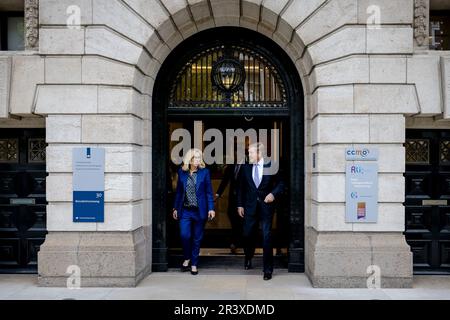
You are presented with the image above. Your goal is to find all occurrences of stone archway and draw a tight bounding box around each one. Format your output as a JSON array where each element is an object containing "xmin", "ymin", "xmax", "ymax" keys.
[
  {"xmin": 37, "ymin": 0, "xmax": 415, "ymax": 288},
  {"xmin": 150, "ymin": 26, "xmax": 305, "ymax": 273},
  {"xmin": 135, "ymin": 1, "xmax": 315, "ymax": 281}
]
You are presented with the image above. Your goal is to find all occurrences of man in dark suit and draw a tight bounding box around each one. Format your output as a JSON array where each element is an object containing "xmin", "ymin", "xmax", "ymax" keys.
[{"xmin": 237, "ymin": 142, "xmax": 284, "ymax": 280}]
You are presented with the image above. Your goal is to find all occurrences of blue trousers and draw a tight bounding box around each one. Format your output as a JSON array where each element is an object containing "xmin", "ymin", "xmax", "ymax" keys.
[{"xmin": 179, "ymin": 207, "xmax": 206, "ymax": 267}]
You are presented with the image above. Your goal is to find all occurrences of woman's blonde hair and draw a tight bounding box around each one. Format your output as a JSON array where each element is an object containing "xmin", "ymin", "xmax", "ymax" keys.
[{"xmin": 182, "ymin": 148, "xmax": 206, "ymax": 171}]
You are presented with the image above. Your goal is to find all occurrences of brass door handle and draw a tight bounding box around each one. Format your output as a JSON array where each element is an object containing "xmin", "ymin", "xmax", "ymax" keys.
[
  {"xmin": 422, "ymin": 199, "xmax": 448, "ymax": 206},
  {"xmin": 10, "ymin": 198, "xmax": 36, "ymax": 205}
]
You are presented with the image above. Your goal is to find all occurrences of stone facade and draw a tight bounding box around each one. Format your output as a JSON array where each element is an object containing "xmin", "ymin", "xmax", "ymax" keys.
[{"xmin": 1, "ymin": 0, "xmax": 449, "ymax": 288}]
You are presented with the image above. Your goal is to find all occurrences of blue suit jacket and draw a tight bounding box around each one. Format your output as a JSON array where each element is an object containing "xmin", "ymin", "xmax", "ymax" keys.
[{"xmin": 173, "ymin": 167, "xmax": 215, "ymax": 220}]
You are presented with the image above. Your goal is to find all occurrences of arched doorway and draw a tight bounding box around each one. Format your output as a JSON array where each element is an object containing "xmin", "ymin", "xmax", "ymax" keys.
[{"xmin": 152, "ymin": 27, "xmax": 304, "ymax": 272}]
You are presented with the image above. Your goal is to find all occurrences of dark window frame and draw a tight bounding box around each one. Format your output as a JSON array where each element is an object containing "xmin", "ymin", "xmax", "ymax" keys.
[
  {"xmin": 0, "ymin": 11, "xmax": 25, "ymax": 51},
  {"xmin": 430, "ymin": 10, "xmax": 450, "ymax": 51}
]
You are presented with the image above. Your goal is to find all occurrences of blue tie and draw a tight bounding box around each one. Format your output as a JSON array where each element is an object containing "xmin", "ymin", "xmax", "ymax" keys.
[{"xmin": 253, "ymin": 164, "xmax": 260, "ymax": 188}]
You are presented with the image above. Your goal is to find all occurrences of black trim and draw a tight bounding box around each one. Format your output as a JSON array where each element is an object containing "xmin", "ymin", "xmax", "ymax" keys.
[
  {"xmin": 152, "ymin": 27, "xmax": 304, "ymax": 272},
  {"xmin": 0, "ymin": 11, "xmax": 24, "ymax": 51}
]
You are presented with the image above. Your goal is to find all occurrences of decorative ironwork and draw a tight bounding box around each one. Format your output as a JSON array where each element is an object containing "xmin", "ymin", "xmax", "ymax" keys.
[
  {"xmin": 405, "ymin": 139, "xmax": 430, "ymax": 164},
  {"xmin": 169, "ymin": 45, "xmax": 287, "ymax": 109},
  {"xmin": 440, "ymin": 140, "xmax": 450, "ymax": 164},
  {"xmin": 0, "ymin": 139, "xmax": 18, "ymax": 163},
  {"xmin": 28, "ymin": 138, "xmax": 46, "ymax": 163}
]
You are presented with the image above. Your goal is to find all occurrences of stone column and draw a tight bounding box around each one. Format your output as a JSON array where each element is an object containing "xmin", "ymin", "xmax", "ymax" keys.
[
  {"xmin": 33, "ymin": 0, "xmax": 159, "ymax": 288},
  {"xmin": 305, "ymin": 83, "xmax": 416, "ymax": 288},
  {"xmin": 34, "ymin": 58, "xmax": 153, "ymax": 287},
  {"xmin": 35, "ymin": 91, "xmax": 152, "ymax": 286},
  {"xmin": 298, "ymin": 1, "xmax": 419, "ymax": 288}
]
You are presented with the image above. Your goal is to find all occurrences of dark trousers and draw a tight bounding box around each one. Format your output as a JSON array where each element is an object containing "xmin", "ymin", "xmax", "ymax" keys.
[
  {"xmin": 242, "ymin": 201, "xmax": 274, "ymax": 273},
  {"xmin": 179, "ymin": 207, "xmax": 206, "ymax": 267},
  {"xmin": 227, "ymin": 197, "xmax": 242, "ymax": 247}
]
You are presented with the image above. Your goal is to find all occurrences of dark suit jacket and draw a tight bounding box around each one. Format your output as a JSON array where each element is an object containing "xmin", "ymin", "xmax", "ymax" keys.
[
  {"xmin": 173, "ymin": 167, "xmax": 215, "ymax": 220},
  {"xmin": 236, "ymin": 160, "xmax": 284, "ymax": 216}
]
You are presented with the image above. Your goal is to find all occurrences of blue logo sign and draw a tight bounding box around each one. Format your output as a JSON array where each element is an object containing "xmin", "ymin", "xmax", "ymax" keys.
[
  {"xmin": 73, "ymin": 148, "xmax": 105, "ymax": 223},
  {"xmin": 73, "ymin": 191, "xmax": 104, "ymax": 222}
]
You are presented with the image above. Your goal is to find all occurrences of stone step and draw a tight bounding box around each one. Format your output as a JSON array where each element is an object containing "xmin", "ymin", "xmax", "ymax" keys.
[{"xmin": 169, "ymin": 254, "xmax": 288, "ymax": 269}]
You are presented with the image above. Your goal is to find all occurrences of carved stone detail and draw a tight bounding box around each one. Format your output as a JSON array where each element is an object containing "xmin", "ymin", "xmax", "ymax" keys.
[
  {"xmin": 25, "ymin": 0, "xmax": 39, "ymax": 51},
  {"xmin": 414, "ymin": 0, "xmax": 430, "ymax": 48}
]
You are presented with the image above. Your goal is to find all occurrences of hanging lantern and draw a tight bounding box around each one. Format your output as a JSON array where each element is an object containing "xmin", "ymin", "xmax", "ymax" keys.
[{"xmin": 211, "ymin": 56, "xmax": 246, "ymax": 93}]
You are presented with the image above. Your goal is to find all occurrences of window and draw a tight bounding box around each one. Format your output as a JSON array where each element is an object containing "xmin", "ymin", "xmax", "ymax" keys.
[
  {"xmin": 28, "ymin": 138, "xmax": 46, "ymax": 163},
  {"xmin": 430, "ymin": 10, "xmax": 450, "ymax": 50},
  {"xmin": 169, "ymin": 45, "xmax": 287, "ymax": 110},
  {"xmin": 0, "ymin": 11, "xmax": 24, "ymax": 51},
  {"xmin": 440, "ymin": 140, "xmax": 450, "ymax": 164},
  {"xmin": 405, "ymin": 139, "xmax": 430, "ymax": 165},
  {"xmin": 429, "ymin": 0, "xmax": 450, "ymax": 50},
  {"xmin": 0, "ymin": 138, "xmax": 19, "ymax": 163}
]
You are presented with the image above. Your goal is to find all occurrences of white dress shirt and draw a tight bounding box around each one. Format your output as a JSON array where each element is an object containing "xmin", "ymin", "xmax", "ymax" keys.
[{"xmin": 252, "ymin": 157, "xmax": 265, "ymax": 187}]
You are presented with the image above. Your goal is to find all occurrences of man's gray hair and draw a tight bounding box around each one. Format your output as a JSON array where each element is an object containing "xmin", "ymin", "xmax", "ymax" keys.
[{"xmin": 248, "ymin": 142, "xmax": 265, "ymax": 156}]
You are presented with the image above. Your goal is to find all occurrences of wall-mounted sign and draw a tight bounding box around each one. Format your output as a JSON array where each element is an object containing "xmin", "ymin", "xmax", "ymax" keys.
[
  {"xmin": 345, "ymin": 163, "xmax": 378, "ymax": 223},
  {"xmin": 345, "ymin": 147, "xmax": 378, "ymax": 161},
  {"xmin": 345, "ymin": 146, "xmax": 379, "ymax": 223},
  {"xmin": 73, "ymin": 147, "xmax": 105, "ymax": 223}
]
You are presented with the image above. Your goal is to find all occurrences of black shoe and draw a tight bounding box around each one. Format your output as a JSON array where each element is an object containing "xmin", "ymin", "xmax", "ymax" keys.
[
  {"xmin": 263, "ymin": 273, "xmax": 272, "ymax": 281},
  {"xmin": 181, "ymin": 265, "xmax": 190, "ymax": 272},
  {"xmin": 191, "ymin": 267, "xmax": 198, "ymax": 275},
  {"xmin": 180, "ymin": 261, "xmax": 190, "ymax": 272},
  {"xmin": 244, "ymin": 259, "xmax": 252, "ymax": 270}
]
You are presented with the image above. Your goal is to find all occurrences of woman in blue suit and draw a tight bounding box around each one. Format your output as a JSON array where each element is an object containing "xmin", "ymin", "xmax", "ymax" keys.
[{"xmin": 172, "ymin": 148, "xmax": 215, "ymax": 275}]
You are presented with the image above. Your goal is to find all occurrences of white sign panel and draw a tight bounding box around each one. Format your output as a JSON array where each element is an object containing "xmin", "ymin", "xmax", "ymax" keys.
[
  {"xmin": 73, "ymin": 147, "xmax": 105, "ymax": 223},
  {"xmin": 345, "ymin": 163, "xmax": 378, "ymax": 223}
]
